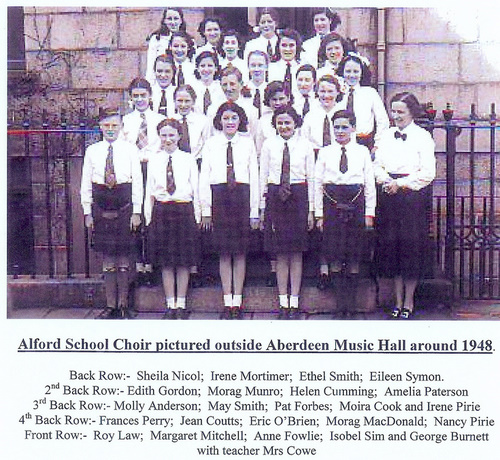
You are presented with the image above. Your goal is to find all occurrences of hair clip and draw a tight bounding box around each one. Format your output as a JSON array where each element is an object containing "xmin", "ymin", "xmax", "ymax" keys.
[{"xmin": 348, "ymin": 51, "xmax": 370, "ymax": 67}]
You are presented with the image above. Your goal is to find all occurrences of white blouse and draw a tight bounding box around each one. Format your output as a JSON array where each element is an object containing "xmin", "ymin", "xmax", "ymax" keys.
[
  {"xmin": 144, "ymin": 148, "xmax": 200, "ymax": 225},
  {"xmin": 374, "ymin": 122, "xmax": 436, "ymax": 191},
  {"xmin": 336, "ymin": 84, "xmax": 390, "ymax": 146},
  {"xmin": 259, "ymin": 133, "xmax": 315, "ymax": 212},
  {"xmin": 172, "ymin": 111, "xmax": 212, "ymax": 161},
  {"xmin": 199, "ymin": 131, "xmax": 259, "ymax": 219}
]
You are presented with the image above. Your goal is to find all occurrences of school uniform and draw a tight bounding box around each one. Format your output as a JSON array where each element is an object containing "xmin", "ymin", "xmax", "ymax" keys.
[
  {"xmin": 268, "ymin": 59, "xmax": 301, "ymax": 99},
  {"xmin": 151, "ymin": 81, "xmax": 176, "ymax": 118},
  {"xmin": 173, "ymin": 59, "xmax": 196, "ymax": 87},
  {"xmin": 244, "ymin": 35, "xmax": 279, "ymax": 63},
  {"xmin": 199, "ymin": 131, "xmax": 259, "ymax": 254},
  {"xmin": 374, "ymin": 122, "xmax": 436, "ymax": 278},
  {"xmin": 255, "ymin": 112, "xmax": 277, "ymax": 158},
  {"xmin": 260, "ymin": 133, "xmax": 315, "ymax": 253},
  {"xmin": 172, "ymin": 111, "xmax": 211, "ymax": 162},
  {"xmin": 301, "ymin": 105, "xmax": 340, "ymax": 149},
  {"xmin": 145, "ymin": 148, "xmax": 200, "ymax": 268},
  {"xmin": 121, "ymin": 108, "xmax": 166, "ymax": 163},
  {"xmin": 301, "ymin": 34, "xmax": 322, "ymax": 68},
  {"xmin": 315, "ymin": 140, "xmax": 376, "ymax": 264},
  {"xmin": 245, "ymin": 80, "xmax": 270, "ymax": 119},
  {"xmin": 81, "ymin": 138, "xmax": 143, "ymax": 256},
  {"xmin": 293, "ymin": 93, "xmax": 320, "ymax": 121},
  {"xmin": 146, "ymin": 34, "xmax": 172, "ymax": 83},
  {"xmin": 191, "ymin": 79, "xmax": 225, "ymax": 117},
  {"xmin": 336, "ymin": 84, "xmax": 390, "ymax": 151}
]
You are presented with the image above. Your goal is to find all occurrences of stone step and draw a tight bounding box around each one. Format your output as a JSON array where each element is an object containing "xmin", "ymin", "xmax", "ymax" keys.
[{"xmin": 8, "ymin": 275, "xmax": 453, "ymax": 313}]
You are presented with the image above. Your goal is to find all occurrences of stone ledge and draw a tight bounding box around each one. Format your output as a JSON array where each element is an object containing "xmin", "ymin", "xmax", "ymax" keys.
[{"xmin": 8, "ymin": 276, "xmax": 452, "ymax": 313}]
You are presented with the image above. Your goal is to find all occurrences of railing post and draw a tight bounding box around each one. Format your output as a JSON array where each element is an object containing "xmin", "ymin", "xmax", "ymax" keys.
[
  {"xmin": 80, "ymin": 109, "xmax": 91, "ymax": 278},
  {"xmin": 443, "ymin": 103, "xmax": 456, "ymax": 282},
  {"xmin": 61, "ymin": 109, "xmax": 74, "ymax": 278},
  {"xmin": 42, "ymin": 109, "xmax": 55, "ymax": 278}
]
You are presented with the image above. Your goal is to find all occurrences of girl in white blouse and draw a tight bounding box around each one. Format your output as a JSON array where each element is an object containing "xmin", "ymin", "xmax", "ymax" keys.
[
  {"xmin": 336, "ymin": 53, "xmax": 390, "ymax": 156},
  {"xmin": 199, "ymin": 102, "xmax": 260, "ymax": 318},
  {"xmin": 145, "ymin": 119, "xmax": 201, "ymax": 319},
  {"xmin": 260, "ymin": 106, "xmax": 315, "ymax": 317},
  {"xmin": 145, "ymin": 8, "xmax": 185, "ymax": 83},
  {"xmin": 374, "ymin": 92, "xmax": 436, "ymax": 319}
]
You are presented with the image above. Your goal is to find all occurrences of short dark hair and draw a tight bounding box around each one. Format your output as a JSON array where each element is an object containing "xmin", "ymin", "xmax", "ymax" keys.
[
  {"xmin": 168, "ymin": 31, "xmax": 195, "ymax": 60},
  {"xmin": 390, "ymin": 92, "xmax": 423, "ymax": 119},
  {"xmin": 174, "ymin": 84, "xmax": 197, "ymax": 102},
  {"xmin": 220, "ymin": 65, "xmax": 244, "ymax": 83},
  {"xmin": 128, "ymin": 77, "xmax": 152, "ymax": 95},
  {"xmin": 317, "ymin": 32, "xmax": 351, "ymax": 68},
  {"xmin": 263, "ymin": 81, "xmax": 289, "ymax": 107},
  {"xmin": 197, "ymin": 17, "xmax": 224, "ymax": 42},
  {"xmin": 98, "ymin": 106, "xmax": 122, "ymax": 122},
  {"xmin": 194, "ymin": 51, "xmax": 221, "ymax": 80},
  {"xmin": 311, "ymin": 7, "xmax": 341, "ymax": 31},
  {"xmin": 278, "ymin": 28, "xmax": 302, "ymax": 60},
  {"xmin": 315, "ymin": 74, "xmax": 344, "ymax": 102},
  {"xmin": 257, "ymin": 7, "xmax": 279, "ymax": 24},
  {"xmin": 213, "ymin": 101, "xmax": 249, "ymax": 132},
  {"xmin": 332, "ymin": 109, "xmax": 356, "ymax": 127},
  {"xmin": 156, "ymin": 118, "xmax": 183, "ymax": 136},
  {"xmin": 271, "ymin": 105, "xmax": 302, "ymax": 129},
  {"xmin": 154, "ymin": 53, "xmax": 177, "ymax": 79},
  {"xmin": 337, "ymin": 54, "xmax": 372, "ymax": 86},
  {"xmin": 296, "ymin": 64, "xmax": 317, "ymax": 81}
]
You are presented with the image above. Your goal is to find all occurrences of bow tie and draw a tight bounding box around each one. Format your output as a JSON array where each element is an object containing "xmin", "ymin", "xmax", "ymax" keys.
[{"xmin": 394, "ymin": 131, "xmax": 407, "ymax": 141}]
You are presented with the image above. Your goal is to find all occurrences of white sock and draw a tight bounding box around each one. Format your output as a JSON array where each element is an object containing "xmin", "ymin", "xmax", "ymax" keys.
[
  {"xmin": 176, "ymin": 297, "xmax": 186, "ymax": 310},
  {"xmin": 166, "ymin": 297, "xmax": 176, "ymax": 310},
  {"xmin": 144, "ymin": 263, "xmax": 153, "ymax": 273},
  {"xmin": 233, "ymin": 295, "xmax": 242, "ymax": 307},
  {"xmin": 136, "ymin": 262, "xmax": 145, "ymax": 273},
  {"xmin": 279, "ymin": 294, "xmax": 289, "ymax": 308},
  {"xmin": 290, "ymin": 295, "xmax": 299, "ymax": 309},
  {"xmin": 320, "ymin": 264, "xmax": 329, "ymax": 275},
  {"xmin": 223, "ymin": 294, "xmax": 233, "ymax": 307}
]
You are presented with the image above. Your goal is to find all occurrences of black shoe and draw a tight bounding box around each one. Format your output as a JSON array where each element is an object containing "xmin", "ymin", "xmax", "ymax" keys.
[
  {"xmin": 288, "ymin": 308, "xmax": 300, "ymax": 319},
  {"xmin": 121, "ymin": 307, "xmax": 137, "ymax": 319},
  {"xmin": 178, "ymin": 309, "xmax": 190, "ymax": 320},
  {"xmin": 391, "ymin": 307, "xmax": 402, "ymax": 318},
  {"xmin": 400, "ymin": 308, "xmax": 412, "ymax": 319},
  {"xmin": 99, "ymin": 307, "xmax": 121, "ymax": 319},
  {"xmin": 266, "ymin": 272, "xmax": 277, "ymax": 287},
  {"xmin": 222, "ymin": 307, "xmax": 232, "ymax": 320},
  {"xmin": 230, "ymin": 307, "xmax": 243, "ymax": 319},
  {"xmin": 317, "ymin": 273, "xmax": 330, "ymax": 290}
]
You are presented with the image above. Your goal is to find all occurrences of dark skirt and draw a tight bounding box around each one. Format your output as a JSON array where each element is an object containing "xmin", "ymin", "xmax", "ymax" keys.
[
  {"xmin": 211, "ymin": 183, "xmax": 250, "ymax": 255},
  {"xmin": 375, "ymin": 182, "xmax": 433, "ymax": 278},
  {"xmin": 148, "ymin": 201, "xmax": 200, "ymax": 267},
  {"xmin": 321, "ymin": 184, "xmax": 367, "ymax": 263},
  {"xmin": 264, "ymin": 183, "xmax": 309, "ymax": 254},
  {"xmin": 92, "ymin": 183, "xmax": 135, "ymax": 257}
]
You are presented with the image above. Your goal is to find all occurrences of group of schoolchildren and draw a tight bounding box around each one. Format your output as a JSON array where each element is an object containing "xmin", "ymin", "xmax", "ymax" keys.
[{"xmin": 80, "ymin": 7, "xmax": 436, "ymax": 320}]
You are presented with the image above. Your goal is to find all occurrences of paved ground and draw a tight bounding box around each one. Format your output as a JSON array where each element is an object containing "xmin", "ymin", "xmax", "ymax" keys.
[{"xmin": 8, "ymin": 300, "xmax": 500, "ymax": 320}]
